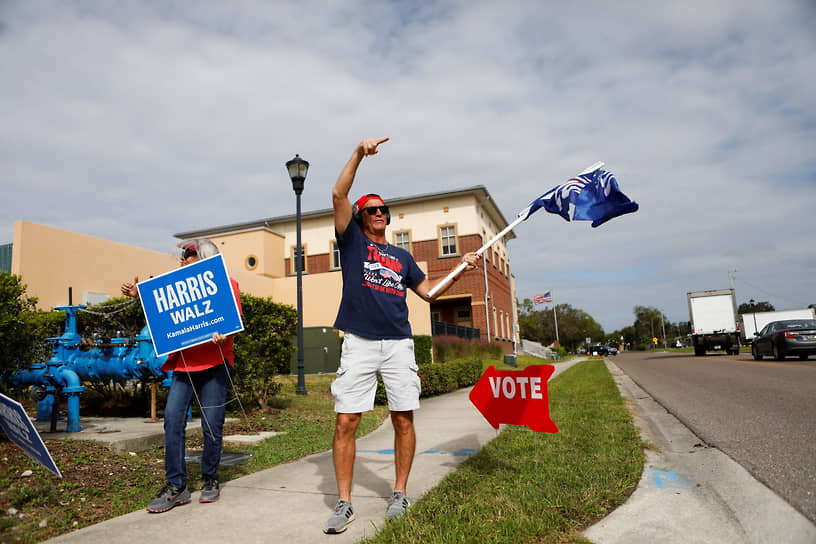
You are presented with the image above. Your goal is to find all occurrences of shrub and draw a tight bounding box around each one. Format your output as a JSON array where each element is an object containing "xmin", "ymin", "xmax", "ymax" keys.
[
  {"xmin": 21, "ymin": 309, "xmax": 64, "ymax": 365},
  {"xmin": 413, "ymin": 335, "xmax": 432, "ymax": 364},
  {"xmin": 0, "ymin": 273, "xmax": 39, "ymax": 383},
  {"xmin": 233, "ymin": 293, "xmax": 298, "ymax": 412},
  {"xmin": 374, "ymin": 359, "xmax": 483, "ymax": 405},
  {"xmin": 76, "ymin": 296, "xmax": 146, "ymax": 340},
  {"xmin": 432, "ymin": 335, "xmax": 502, "ymax": 362}
]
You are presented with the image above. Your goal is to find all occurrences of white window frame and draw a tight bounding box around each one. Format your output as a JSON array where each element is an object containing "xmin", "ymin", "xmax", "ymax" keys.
[
  {"xmin": 439, "ymin": 224, "xmax": 458, "ymax": 256},
  {"xmin": 331, "ymin": 241, "xmax": 341, "ymax": 270},
  {"xmin": 393, "ymin": 230, "xmax": 412, "ymax": 253}
]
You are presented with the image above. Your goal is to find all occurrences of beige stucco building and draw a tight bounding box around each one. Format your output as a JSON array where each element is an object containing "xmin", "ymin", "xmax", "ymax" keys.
[
  {"xmin": 9, "ymin": 220, "xmax": 177, "ymax": 307},
  {"xmin": 6, "ymin": 186, "xmax": 520, "ymax": 352}
]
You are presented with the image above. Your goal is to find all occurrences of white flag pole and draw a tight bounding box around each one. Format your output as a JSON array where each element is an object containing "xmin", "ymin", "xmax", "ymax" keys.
[
  {"xmin": 426, "ymin": 162, "xmax": 604, "ymax": 300},
  {"xmin": 427, "ymin": 214, "xmax": 525, "ymax": 299}
]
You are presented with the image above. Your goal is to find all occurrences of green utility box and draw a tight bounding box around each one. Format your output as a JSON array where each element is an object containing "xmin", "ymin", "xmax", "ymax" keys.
[
  {"xmin": 503, "ymin": 354, "xmax": 517, "ymax": 367},
  {"xmin": 289, "ymin": 327, "xmax": 342, "ymax": 374}
]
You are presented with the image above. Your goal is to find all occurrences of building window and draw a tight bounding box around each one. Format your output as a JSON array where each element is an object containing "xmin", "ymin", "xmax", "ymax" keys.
[
  {"xmin": 245, "ymin": 255, "xmax": 258, "ymax": 271},
  {"xmin": 439, "ymin": 225, "xmax": 458, "ymax": 256},
  {"xmin": 290, "ymin": 244, "xmax": 307, "ymax": 275},
  {"xmin": 493, "ymin": 307, "xmax": 499, "ymax": 340},
  {"xmin": 431, "ymin": 311, "xmax": 441, "ymax": 322},
  {"xmin": 331, "ymin": 241, "xmax": 341, "ymax": 270},
  {"xmin": 393, "ymin": 230, "xmax": 411, "ymax": 253}
]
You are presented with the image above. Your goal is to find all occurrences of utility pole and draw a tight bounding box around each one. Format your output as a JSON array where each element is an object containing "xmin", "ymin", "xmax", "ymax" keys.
[{"xmin": 661, "ymin": 313, "xmax": 667, "ymax": 351}]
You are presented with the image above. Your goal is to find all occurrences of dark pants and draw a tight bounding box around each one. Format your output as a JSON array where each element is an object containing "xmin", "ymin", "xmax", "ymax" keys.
[{"xmin": 163, "ymin": 363, "xmax": 233, "ymax": 487}]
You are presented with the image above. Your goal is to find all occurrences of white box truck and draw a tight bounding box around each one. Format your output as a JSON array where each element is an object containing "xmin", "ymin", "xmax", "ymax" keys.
[
  {"xmin": 687, "ymin": 289, "xmax": 741, "ymax": 356},
  {"xmin": 740, "ymin": 308, "xmax": 816, "ymax": 343}
]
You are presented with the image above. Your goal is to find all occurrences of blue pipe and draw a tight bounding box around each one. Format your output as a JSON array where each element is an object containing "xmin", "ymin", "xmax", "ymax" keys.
[
  {"xmin": 54, "ymin": 367, "xmax": 83, "ymax": 432},
  {"xmin": 11, "ymin": 304, "xmax": 169, "ymax": 432}
]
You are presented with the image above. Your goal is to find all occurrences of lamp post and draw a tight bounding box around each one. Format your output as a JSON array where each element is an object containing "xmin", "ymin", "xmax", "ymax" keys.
[{"xmin": 286, "ymin": 154, "xmax": 309, "ymax": 395}]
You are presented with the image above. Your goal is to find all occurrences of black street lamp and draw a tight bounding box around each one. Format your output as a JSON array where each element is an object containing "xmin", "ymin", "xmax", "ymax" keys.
[{"xmin": 286, "ymin": 154, "xmax": 309, "ymax": 395}]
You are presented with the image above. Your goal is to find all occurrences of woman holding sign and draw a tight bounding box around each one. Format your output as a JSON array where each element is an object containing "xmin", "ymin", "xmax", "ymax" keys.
[{"xmin": 121, "ymin": 238, "xmax": 242, "ymax": 513}]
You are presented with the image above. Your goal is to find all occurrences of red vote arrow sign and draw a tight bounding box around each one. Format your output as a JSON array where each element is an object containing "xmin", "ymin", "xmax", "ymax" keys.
[{"xmin": 469, "ymin": 365, "xmax": 558, "ymax": 433}]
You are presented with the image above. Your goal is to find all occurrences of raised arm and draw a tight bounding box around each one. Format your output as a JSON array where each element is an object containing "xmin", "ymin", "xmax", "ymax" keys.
[{"xmin": 332, "ymin": 137, "xmax": 389, "ymax": 236}]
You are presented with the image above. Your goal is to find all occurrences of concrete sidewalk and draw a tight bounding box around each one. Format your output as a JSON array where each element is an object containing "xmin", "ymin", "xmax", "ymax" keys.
[
  {"xmin": 45, "ymin": 362, "xmax": 579, "ymax": 543},
  {"xmin": 42, "ymin": 359, "xmax": 816, "ymax": 543}
]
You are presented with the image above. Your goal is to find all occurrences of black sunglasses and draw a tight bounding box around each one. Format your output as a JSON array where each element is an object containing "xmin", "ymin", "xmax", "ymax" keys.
[
  {"xmin": 362, "ymin": 205, "xmax": 389, "ymax": 216},
  {"xmin": 182, "ymin": 248, "xmax": 198, "ymax": 259}
]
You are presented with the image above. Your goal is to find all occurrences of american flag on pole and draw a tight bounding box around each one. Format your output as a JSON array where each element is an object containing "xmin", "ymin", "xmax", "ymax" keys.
[
  {"xmin": 518, "ymin": 163, "xmax": 638, "ymax": 228},
  {"xmin": 533, "ymin": 291, "xmax": 553, "ymax": 305}
]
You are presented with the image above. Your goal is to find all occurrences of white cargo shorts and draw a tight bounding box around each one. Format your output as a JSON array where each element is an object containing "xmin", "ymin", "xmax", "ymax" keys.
[{"xmin": 331, "ymin": 332, "xmax": 421, "ymax": 413}]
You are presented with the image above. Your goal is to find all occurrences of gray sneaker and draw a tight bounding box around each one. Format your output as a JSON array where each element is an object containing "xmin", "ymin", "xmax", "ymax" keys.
[
  {"xmin": 146, "ymin": 482, "xmax": 191, "ymax": 513},
  {"xmin": 385, "ymin": 490, "xmax": 410, "ymax": 520},
  {"xmin": 324, "ymin": 499, "xmax": 355, "ymax": 534},
  {"xmin": 199, "ymin": 477, "xmax": 219, "ymax": 503}
]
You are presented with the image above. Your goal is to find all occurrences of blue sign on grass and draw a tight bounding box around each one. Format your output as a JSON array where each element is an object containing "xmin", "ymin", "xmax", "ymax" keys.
[
  {"xmin": 137, "ymin": 254, "xmax": 243, "ymax": 357},
  {"xmin": 0, "ymin": 393, "xmax": 62, "ymax": 478}
]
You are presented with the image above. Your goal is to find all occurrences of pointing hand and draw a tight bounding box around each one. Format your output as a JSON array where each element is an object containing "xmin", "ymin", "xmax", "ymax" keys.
[{"xmin": 359, "ymin": 137, "xmax": 390, "ymax": 157}]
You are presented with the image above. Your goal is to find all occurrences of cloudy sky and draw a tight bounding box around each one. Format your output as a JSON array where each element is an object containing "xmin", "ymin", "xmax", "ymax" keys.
[{"xmin": 2, "ymin": 1, "xmax": 814, "ymax": 332}]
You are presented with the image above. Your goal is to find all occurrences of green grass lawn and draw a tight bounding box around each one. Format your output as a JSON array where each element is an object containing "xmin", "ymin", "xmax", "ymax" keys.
[
  {"xmin": 0, "ymin": 373, "xmax": 389, "ymax": 544},
  {"xmin": 362, "ymin": 358, "xmax": 644, "ymax": 543},
  {"xmin": 1, "ymin": 357, "xmax": 643, "ymax": 544}
]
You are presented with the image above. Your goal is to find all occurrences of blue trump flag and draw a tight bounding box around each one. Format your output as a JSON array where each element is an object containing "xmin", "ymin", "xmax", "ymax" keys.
[{"xmin": 520, "ymin": 164, "xmax": 638, "ymax": 227}]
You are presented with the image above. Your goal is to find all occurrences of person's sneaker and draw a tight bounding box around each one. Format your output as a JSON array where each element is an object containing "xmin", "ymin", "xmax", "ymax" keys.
[
  {"xmin": 324, "ymin": 499, "xmax": 355, "ymax": 534},
  {"xmin": 385, "ymin": 490, "xmax": 410, "ymax": 521},
  {"xmin": 146, "ymin": 482, "xmax": 191, "ymax": 513},
  {"xmin": 199, "ymin": 477, "xmax": 220, "ymax": 503}
]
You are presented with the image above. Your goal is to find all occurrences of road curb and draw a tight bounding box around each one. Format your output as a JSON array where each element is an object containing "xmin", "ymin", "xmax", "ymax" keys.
[{"xmin": 581, "ymin": 360, "xmax": 816, "ymax": 544}]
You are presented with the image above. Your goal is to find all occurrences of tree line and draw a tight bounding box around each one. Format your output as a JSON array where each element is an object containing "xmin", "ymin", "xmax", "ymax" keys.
[{"xmin": 518, "ymin": 297, "xmax": 816, "ymax": 352}]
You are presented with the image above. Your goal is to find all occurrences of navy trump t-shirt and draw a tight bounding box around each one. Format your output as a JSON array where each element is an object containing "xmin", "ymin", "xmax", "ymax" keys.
[{"xmin": 333, "ymin": 218, "xmax": 425, "ymax": 339}]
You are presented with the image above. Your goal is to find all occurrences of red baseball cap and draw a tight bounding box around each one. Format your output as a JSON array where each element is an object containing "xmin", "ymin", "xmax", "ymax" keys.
[{"xmin": 354, "ymin": 193, "xmax": 385, "ymax": 213}]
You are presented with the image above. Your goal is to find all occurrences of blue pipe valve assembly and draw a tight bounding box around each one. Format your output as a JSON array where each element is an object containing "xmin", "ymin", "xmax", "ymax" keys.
[{"xmin": 11, "ymin": 304, "xmax": 168, "ymax": 432}]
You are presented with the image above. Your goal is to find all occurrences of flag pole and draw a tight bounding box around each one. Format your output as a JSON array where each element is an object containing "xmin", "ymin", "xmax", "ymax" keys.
[
  {"xmin": 427, "ymin": 161, "xmax": 604, "ymax": 300},
  {"xmin": 427, "ymin": 214, "xmax": 526, "ymax": 299},
  {"xmin": 553, "ymin": 302, "xmax": 560, "ymax": 345}
]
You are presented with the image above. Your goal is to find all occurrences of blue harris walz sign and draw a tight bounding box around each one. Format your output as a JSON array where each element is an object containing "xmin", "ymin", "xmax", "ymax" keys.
[
  {"xmin": 137, "ymin": 254, "xmax": 243, "ymax": 357},
  {"xmin": 0, "ymin": 393, "xmax": 62, "ymax": 477}
]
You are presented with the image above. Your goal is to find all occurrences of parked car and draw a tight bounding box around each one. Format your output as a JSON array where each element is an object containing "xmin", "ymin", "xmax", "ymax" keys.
[
  {"xmin": 588, "ymin": 345, "xmax": 609, "ymax": 356},
  {"xmin": 608, "ymin": 347, "xmax": 618, "ymax": 355},
  {"xmin": 751, "ymin": 319, "xmax": 816, "ymax": 361}
]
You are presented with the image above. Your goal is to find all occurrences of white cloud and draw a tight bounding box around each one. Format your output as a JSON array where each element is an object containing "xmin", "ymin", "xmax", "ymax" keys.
[{"xmin": 2, "ymin": 0, "xmax": 814, "ymax": 331}]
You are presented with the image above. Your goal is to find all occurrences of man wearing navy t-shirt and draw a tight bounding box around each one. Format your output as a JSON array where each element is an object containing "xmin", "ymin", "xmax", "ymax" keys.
[{"xmin": 323, "ymin": 137, "xmax": 481, "ymax": 534}]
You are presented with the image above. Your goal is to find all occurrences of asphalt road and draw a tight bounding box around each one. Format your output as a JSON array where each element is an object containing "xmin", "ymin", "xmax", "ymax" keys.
[{"xmin": 611, "ymin": 350, "xmax": 816, "ymax": 524}]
